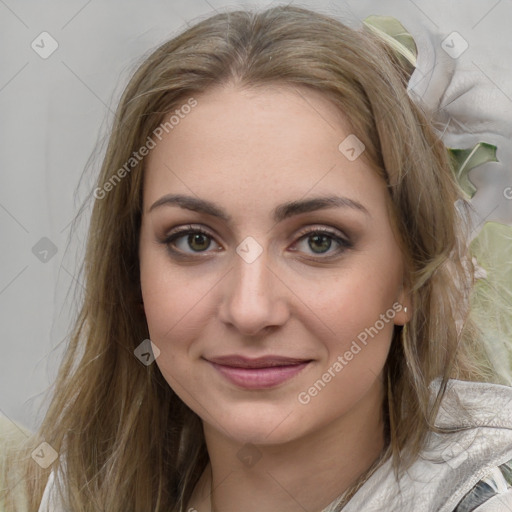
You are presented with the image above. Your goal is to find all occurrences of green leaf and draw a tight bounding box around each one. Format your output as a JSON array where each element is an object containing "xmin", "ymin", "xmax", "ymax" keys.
[
  {"xmin": 448, "ymin": 143, "xmax": 498, "ymax": 198},
  {"xmin": 471, "ymin": 222, "xmax": 512, "ymax": 283},
  {"xmin": 363, "ymin": 15, "xmax": 417, "ymax": 76},
  {"xmin": 469, "ymin": 222, "xmax": 512, "ymax": 377}
]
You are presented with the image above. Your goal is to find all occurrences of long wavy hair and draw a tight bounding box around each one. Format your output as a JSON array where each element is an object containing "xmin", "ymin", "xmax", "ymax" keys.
[{"xmin": 1, "ymin": 5, "xmax": 505, "ymax": 511}]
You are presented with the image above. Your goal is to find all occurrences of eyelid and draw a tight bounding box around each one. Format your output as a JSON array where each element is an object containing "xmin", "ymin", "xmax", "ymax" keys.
[
  {"xmin": 162, "ymin": 224, "xmax": 221, "ymax": 254},
  {"xmin": 290, "ymin": 226, "xmax": 353, "ymax": 260},
  {"xmin": 165, "ymin": 223, "xmax": 215, "ymax": 239},
  {"xmin": 294, "ymin": 224, "xmax": 350, "ymax": 243},
  {"xmin": 160, "ymin": 223, "xmax": 353, "ymax": 259}
]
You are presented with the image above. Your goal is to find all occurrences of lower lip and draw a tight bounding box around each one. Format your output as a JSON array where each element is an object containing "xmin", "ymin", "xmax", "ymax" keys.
[{"xmin": 209, "ymin": 361, "xmax": 310, "ymax": 389}]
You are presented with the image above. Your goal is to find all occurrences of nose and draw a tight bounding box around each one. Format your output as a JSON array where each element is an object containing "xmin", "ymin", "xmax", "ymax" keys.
[{"xmin": 217, "ymin": 246, "xmax": 290, "ymax": 337}]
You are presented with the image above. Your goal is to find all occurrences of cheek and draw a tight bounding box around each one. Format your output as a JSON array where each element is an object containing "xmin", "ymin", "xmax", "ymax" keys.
[
  {"xmin": 289, "ymin": 254, "xmax": 400, "ymax": 399},
  {"xmin": 291, "ymin": 277, "xmax": 396, "ymax": 431},
  {"xmin": 140, "ymin": 262, "xmax": 207, "ymax": 395},
  {"xmin": 139, "ymin": 251, "xmax": 223, "ymax": 389},
  {"xmin": 292, "ymin": 257, "xmax": 400, "ymax": 343},
  {"xmin": 140, "ymin": 241, "xmax": 207, "ymax": 331},
  {"xmin": 312, "ymin": 285, "xmax": 395, "ymax": 380},
  {"xmin": 142, "ymin": 274, "xmax": 206, "ymax": 348}
]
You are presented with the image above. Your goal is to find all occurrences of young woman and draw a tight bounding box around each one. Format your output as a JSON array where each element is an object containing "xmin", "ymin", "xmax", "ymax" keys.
[{"xmin": 2, "ymin": 5, "xmax": 511, "ymax": 512}]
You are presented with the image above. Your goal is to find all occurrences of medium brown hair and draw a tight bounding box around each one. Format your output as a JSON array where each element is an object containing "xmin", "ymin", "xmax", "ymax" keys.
[{"xmin": 1, "ymin": 5, "xmax": 500, "ymax": 511}]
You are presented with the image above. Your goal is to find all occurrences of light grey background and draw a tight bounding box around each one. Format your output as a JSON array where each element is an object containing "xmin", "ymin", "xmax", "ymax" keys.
[{"xmin": 1, "ymin": 0, "xmax": 511, "ymax": 432}]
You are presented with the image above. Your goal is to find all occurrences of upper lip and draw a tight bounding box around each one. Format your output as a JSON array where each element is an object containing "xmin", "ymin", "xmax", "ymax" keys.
[{"xmin": 206, "ymin": 355, "xmax": 312, "ymax": 368}]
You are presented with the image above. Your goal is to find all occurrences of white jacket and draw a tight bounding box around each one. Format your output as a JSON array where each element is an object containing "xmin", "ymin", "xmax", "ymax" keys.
[{"xmin": 38, "ymin": 379, "xmax": 512, "ymax": 512}]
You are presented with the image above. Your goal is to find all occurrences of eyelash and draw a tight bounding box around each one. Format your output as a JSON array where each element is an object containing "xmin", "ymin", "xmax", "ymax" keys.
[{"xmin": 161, "ymin": 224, "xmax": 353, "ymax": 260}]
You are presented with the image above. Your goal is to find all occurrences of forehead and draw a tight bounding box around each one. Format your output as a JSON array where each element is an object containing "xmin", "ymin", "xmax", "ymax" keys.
[{"xmin": 142, "ymin": 84, "xmax": 386, "ymax": 217}]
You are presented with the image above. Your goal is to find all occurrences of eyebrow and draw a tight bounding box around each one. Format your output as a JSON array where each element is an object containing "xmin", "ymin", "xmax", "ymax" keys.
[{"xmin": 148, "ymin": 193, "xmax": 371, "ymax": 222}]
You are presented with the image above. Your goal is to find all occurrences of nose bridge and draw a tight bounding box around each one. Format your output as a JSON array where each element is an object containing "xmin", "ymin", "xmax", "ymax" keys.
[
  {"xmin": 237, "ymin": 255, "xmax": 267, "ymax": 297},
  {"xmin": 218, "ymin": 238, "xmax": 288, "ymax": 335}
]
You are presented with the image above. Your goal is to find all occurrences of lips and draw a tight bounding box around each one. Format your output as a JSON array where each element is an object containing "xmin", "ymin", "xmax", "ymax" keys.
[
  {"xmin": 208, "ymin": 355, "xmax": 311, "ymax": 368},
  {"xmin": 206, "ymin": 355, "xmax": 312, "ymax": 389}
]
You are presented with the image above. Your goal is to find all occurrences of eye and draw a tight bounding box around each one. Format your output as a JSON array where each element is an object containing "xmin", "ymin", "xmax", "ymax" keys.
[
  {"xmin": 162, "ymin": 224, "xmax": 220, "ymax": 255},
  {"xmin": 291, "ymin": 226, "xmax": 353, "ymax": 259},
  {"xmin": 160, "ymin": 224, "xmax": 353, "ymax": 260}
]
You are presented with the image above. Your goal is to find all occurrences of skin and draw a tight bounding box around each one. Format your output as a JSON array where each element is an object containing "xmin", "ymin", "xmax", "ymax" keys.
[{"xmin": 138, "ymin": 83, "xmax": 411, "ymax": 512}]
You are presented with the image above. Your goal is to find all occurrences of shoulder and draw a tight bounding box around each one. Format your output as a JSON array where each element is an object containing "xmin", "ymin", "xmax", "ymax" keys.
[
  {"xmin": 452, "ymin": 458, "xmax": 512, "ymax": 512},
  {"xmin": 0, "ymin": 415, "xmax": 61, "ymax": 512},
  {"xmin": 343, "ymin": 379, "xmax": 512, "ymax": 512},
  {"xmin": 0, "ymin": 413, "xmax": 32, "ymax": 478},
  {"xmin": 432, "ymin": 380, "xmax": 512, "ymax": 512},
  {"xmin": 0, "ymin": 414, "xmax": 33, "ymax": 512},
  {"xmin": 0, "ymin": 413, "xmax": 32, "ymax": 447},
  {"xmin": 411, "ymin": 379, "xmax": 512, "ymax": 512},
  {"xmin": 37, "ymin": 469, "xmax": 60, "ymax": 512}
]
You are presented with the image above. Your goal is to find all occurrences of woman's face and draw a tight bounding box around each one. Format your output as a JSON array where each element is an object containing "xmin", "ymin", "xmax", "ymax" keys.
[{"xmin": 139, "ymin": 84, "xmax": 410, "ymax": 445}]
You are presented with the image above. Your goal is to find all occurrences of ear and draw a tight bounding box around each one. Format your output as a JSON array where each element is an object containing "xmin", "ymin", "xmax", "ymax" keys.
[{"xmin": 393, "ymin": 284, "xmax": 411, "ymax": 326}]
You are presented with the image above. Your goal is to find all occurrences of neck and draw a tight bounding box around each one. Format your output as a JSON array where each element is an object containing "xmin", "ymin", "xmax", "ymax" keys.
[{"xmin": 188, "ymin": 380, "xmax": 386, "ymax": 512}]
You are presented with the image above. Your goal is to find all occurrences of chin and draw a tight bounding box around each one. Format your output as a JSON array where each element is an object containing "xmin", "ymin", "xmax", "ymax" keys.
[{"xmin": 204, "ymin": 400, "xmax": 312, "ymax": 446}]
